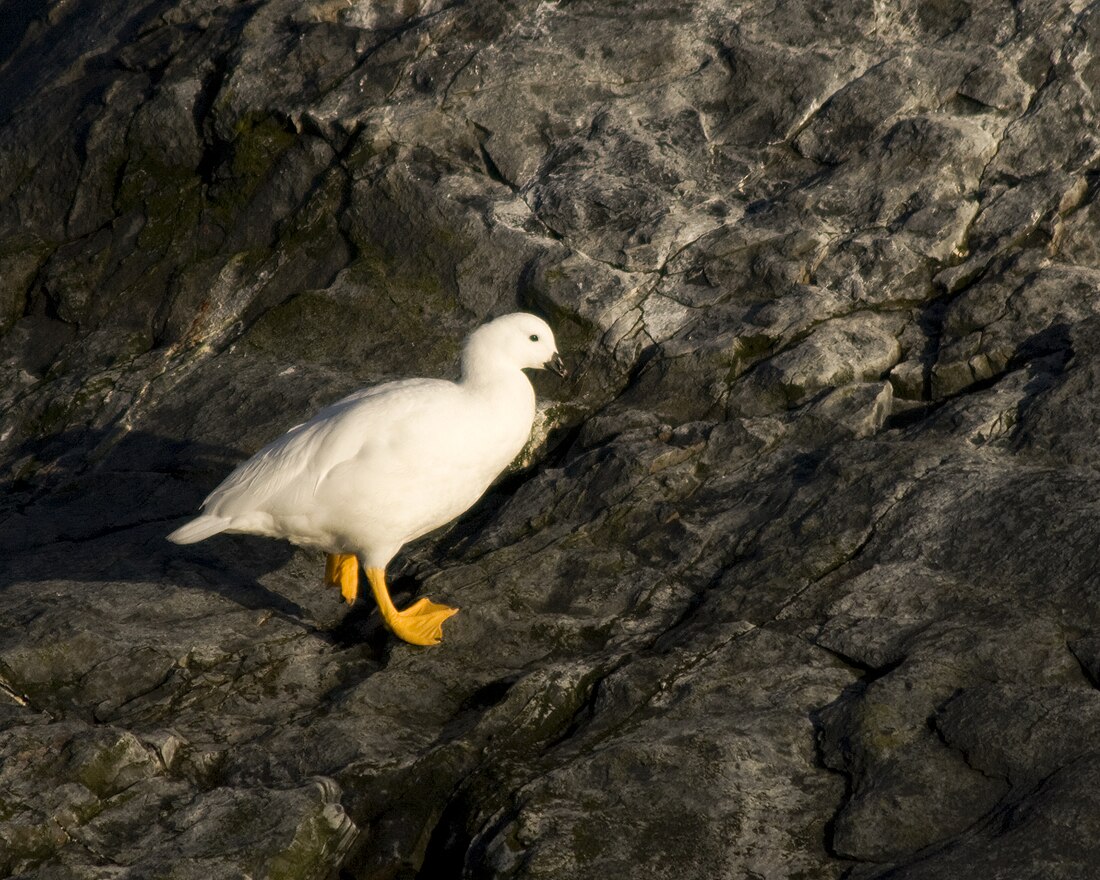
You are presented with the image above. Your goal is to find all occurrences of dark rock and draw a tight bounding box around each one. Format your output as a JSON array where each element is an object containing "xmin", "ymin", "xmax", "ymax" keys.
[{"xmin": 4, "ymin": 0, "xmax": 1100, "ymax": 876}]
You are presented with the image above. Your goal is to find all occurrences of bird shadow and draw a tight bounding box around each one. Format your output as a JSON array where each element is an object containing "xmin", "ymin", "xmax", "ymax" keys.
[
  {"xmin": 321, "ymin": 572, "xmax": 425, "ymax": 651},
  {"xmin": 0, "ymin": 427, "xmax": 348, "ymax": 636}
]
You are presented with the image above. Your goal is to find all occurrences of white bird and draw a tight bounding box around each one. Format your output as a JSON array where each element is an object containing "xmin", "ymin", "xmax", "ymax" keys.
[{"xmin": 168, "ymin": 312, "xmax": 567, "ymax": 646}]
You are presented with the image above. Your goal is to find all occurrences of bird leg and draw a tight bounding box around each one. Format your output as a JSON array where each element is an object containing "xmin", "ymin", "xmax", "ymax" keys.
[
  {"xmin": 325, "ymin": 553, "xmax": 359, "ymax": 604},
  {"xmin": 366, "ymin": 567, "xmax": 458, "ymax": 646}
]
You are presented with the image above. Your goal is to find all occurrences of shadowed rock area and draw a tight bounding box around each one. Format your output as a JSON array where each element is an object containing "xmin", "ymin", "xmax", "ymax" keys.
[{"xmin": 3, "ymin": 0, "xmax": 1100, "ymax": 877}]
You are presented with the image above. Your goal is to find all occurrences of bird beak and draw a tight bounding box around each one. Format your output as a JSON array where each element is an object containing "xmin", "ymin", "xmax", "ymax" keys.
[{"xmin": 546, "ymin": 352, "xmax": 568, "ymax": 378}]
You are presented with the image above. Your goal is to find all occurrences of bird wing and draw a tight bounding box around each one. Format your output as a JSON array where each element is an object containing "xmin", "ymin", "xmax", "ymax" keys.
[{"xmin": 202, "ymin": 378, "xmax": 453, "ymax": 518}]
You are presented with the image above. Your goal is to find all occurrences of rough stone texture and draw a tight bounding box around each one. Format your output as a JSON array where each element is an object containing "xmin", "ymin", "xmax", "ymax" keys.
[{"xmin": 3, "ymin": 0, "xmax": 1100, "ymax": 877}]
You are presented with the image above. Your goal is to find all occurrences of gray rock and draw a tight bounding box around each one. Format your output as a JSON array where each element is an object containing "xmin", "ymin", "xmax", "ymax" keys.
[{"xmin": 4, "ymin": 0, "xmax": 1100, "ymax": 877}]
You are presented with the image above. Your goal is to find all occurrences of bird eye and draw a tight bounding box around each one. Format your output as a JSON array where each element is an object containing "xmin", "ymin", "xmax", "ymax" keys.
[{"xmin": 529, "ymin": 334, "xmax": 539, "ymax": 342}]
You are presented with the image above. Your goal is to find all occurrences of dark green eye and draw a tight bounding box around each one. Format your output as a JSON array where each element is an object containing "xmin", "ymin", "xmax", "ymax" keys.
[{"xmin": 529, "ymin": 334, "xmax": 539, "ymax": 342}]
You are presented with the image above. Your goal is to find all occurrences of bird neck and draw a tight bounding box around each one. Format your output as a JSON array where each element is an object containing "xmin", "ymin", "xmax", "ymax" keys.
[
  {"xmin": 459, "ymin": 350, "xmax": 535, "ymax": 403},
  {"xmin": 461, "ymin": 344, "xmax": 515, "ymax": 386}
]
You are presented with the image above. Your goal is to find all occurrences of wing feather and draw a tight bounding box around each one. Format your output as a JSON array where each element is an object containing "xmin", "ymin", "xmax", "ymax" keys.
[{"xmin": 202, "ymin": 378, "xmax": 449, "ymax": 518}]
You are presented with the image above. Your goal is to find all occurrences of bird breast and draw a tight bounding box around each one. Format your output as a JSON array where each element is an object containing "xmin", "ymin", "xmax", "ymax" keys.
[{"xmin": 312, "ymin": 374, "xmax": 536, "ymax": 551}]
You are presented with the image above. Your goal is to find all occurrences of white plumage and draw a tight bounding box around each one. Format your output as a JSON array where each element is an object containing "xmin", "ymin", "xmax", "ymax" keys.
[{"xmin": 168, "ymin": 312, "xmax": 566, "ymax": 645}]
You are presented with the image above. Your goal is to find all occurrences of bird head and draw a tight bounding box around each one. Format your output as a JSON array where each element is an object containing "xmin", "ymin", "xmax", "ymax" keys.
[{"xmin": 463, "ymin": 313, "xmax": 568, "ymax": 380}]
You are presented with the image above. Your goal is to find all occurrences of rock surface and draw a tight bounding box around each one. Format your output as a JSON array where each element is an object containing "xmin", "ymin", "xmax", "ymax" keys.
[{"xmin": 3, "ymin": 0, "xmax": 1100, "ymax": 877}]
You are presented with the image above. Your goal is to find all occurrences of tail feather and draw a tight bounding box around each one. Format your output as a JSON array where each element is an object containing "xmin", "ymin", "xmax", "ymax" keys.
[{"xmin": 167, "ymin": 515, "xmax": 230, "ymax": 545}]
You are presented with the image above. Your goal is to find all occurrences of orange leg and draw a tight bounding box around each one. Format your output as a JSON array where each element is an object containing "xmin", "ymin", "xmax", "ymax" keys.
[
  {"xmin": 324, "ymin": 553, "xmax": 359, "ymax": 604},
  {"xmin": 366, "ymin": 567, "xmax": 458, "ymax": 646}
]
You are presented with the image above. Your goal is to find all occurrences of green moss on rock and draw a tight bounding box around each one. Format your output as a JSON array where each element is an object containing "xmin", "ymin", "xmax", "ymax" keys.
[
  {"xmin": 267, "ymin": 802, "xmax": 355, "ymax": 880},
  {"xmin": 69, "ymin": 733, "xmax": 158, "ymax": 799}
]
